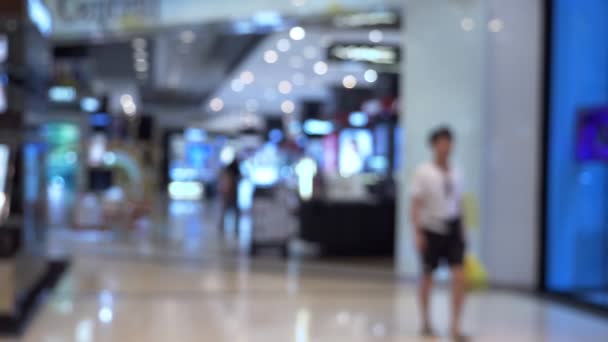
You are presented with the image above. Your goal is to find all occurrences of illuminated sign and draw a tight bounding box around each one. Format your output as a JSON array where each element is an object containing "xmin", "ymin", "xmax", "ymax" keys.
[
  {"xmin": 80, "ymin": 97, "xmax": 101, "ymax": 112},
  {"xmin": 51, "ymin": 0, "xmax": 158, "ymax": 23},
  {"xmin": 303, "ymin": 119, "xmax": 334, "ymax": 136},
  {"xmin": 327, "ymin": 43, "xmax": 400, "ymax": 65},
  {"xmin": 349, "ymin": 112, "xmax": 369, "ymax": 127},
  {"xmin": 49, "ymin": 86, "xmax": 77, "ymax": 103},
  {"xmin": 333, "ymin": 12, "xmax": 399, "ymax": 28}
]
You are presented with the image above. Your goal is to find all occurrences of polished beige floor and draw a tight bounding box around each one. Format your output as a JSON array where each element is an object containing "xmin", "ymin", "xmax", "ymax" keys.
[{"xmin": 13, "ymin": 202, "xmax": 608, "ymax": 341}]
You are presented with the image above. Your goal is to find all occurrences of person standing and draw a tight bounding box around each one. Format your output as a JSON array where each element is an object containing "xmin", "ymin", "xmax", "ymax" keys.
[
  {"xmin": 410, "ymin": 126, "xmax": 468, "ymax": 341},
  {"xmin": 218, "ymin": 160, "xmax": 241, "ymax": 234}
]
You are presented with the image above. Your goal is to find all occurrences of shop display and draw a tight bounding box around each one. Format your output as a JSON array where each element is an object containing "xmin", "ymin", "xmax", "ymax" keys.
[
  {"xmin": 242, "ymin": 142, "xmax": 283, "ymax": 188},
  {"xmin": 322, "ymin": 134, "xmax": 338, "ymax": 174},
  {"xmin": 42, "ymin": 122, "xmax": 80, "ymax": 192},
  {"xmin": 88, "ymin": 133, "xmax": 107, "ymax": 167},
  {"xmin": 546, "ymin": 0, "xmax": 608, "ymax": 310},
  {"xmin": 250, "ymin": 186, "xmax": 296, "ymax": 257},
  {"xmin": 339, "ymin": 128, "xmax": 373, "ymax": 177},
  {"xmin": 166, "ymin": 129, "xmax": 222, "ymax": 200}
]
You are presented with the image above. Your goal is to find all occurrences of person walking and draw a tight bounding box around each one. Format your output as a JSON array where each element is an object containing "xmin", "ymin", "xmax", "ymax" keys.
[{"xmin": 410, "ymin": 126, "xmax": 468, "ymax": 341}]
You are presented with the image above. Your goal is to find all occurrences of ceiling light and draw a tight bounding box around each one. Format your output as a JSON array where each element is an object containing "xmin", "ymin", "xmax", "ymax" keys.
[
  {"xmin": 364, "ymin": 69, "xmax": 378, "ymax": 83},
  {"xmin": 278, "ymin": 81, "xmax": 293, "ymax": 94},
  {"xmin": 488, "ymin": 18, "xmax": 504, "ymax": 33},
  {"xmin": 313, "ymin": 61, "xmax": 328, "ymax": 75},
  {"xmin": 123, "ymin": 103, "xmax": 137, "ymax": 116},
  {"xmin": 289, "ymin": 26, "xmax": 306, "ymax": 41},
  {"xmin": 277, "ymin": 38, "xmax": 291, "ymax": 52},
  {"xmin": 209, "ymin": 97, "xmax": 224, "ymax": 112},
  {"xmin": 368, "ymin": 29, "xmax": 384, "ymax": 43},
  {"xmin": 461, "ymin": 17, "xmax": 475, "ymax": 32},
  {"xmin": 240, "ymin": 71, "xmax": 255, "ymax": 85},
  {"xmin": 281, "ymin": 100, "xmax": 295, "ymax": 114},
  {"xmin": 264, "ymin": 50, "xmax": 279, "ymax": 64},
  {"xmin": 292, "ymin": 0, "xmax": 306, "ymax": 7},
  {"xmin": 342, "ymin": 75, "xmax": 357, "ymax": 89},
  {"xmin": 120, "ymin": 94, "xmax": 134, "ymax": 107}
]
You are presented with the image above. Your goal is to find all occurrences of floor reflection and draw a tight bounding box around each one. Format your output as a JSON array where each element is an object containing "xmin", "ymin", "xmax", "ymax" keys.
[{"xmin": 13, "ymin": 198, "xmax": 608, "ymax": 341}]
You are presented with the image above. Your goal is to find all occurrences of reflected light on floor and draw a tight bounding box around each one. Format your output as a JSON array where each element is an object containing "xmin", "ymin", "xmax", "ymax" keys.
[
  {"xmin": 98, "ymin": 307, "xmax": 113, "ymax": 324},
  {"xmin": 75, "ymin": 319, "xmax": 94, "ymax": 342},
  {"xmin": 295, "ymin": 308, "xmax": 311, "ymax": 342}
]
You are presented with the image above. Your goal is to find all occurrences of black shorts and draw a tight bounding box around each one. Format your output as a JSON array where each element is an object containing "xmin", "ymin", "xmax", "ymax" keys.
[{"xmin": 422, "ymin": 218, "xmax": 465, "ymax": 274}]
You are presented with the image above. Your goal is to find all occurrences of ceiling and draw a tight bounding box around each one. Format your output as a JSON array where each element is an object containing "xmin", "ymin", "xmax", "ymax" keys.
[
  {"xmin": 46, "ymin": 0, "xmax": 401, "ymax": 40},
  {"xmin": 208, "ymin": 26, "xmax": 401, "ymax": 118}
]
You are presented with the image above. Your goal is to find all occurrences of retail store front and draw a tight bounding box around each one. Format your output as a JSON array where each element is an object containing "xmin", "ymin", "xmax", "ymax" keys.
[{"xmin": 545, "ymin": 0, "xmax": 608, "ymax": 310}]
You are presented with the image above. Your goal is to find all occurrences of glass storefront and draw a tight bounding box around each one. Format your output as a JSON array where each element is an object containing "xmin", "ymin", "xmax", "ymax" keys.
[{"xmin": 546, "ymin": 0, "xmax": 608, "ymax": 309}]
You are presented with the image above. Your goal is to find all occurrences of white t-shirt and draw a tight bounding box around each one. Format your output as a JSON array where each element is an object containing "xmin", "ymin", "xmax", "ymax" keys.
[{"xmin": 410, "ymin": 162, "xmax": 463, "ymax": 235}]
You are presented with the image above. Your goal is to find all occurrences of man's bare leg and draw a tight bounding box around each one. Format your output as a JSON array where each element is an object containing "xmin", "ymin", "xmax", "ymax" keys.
[
  {"xmin": 450, "ymin": 265, "xmax": 466, "ymax": 338},
  {"xmin": 419, "ymin": 273, "xmax": 434, "ymax": 335}
]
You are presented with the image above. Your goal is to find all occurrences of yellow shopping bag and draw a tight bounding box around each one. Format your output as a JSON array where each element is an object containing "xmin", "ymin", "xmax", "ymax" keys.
[{"xmin": 464, "ymin": 254, "xmax": 488, "ymax": 291}]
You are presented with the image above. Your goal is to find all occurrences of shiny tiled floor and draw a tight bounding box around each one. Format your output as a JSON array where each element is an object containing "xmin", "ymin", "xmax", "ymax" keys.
[{"xmin": 14, "ymin": 201, "xmax": 608, "ymax": 341}]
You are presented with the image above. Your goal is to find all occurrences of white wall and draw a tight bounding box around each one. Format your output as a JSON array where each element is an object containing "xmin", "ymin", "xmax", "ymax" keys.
[
  {"xmin": 480, "ymin": 0, "xmax": 543, "ymax": 289},
  {"xmin": 399, "ymin": 0, "xmax": 543, "ymax": 289}
]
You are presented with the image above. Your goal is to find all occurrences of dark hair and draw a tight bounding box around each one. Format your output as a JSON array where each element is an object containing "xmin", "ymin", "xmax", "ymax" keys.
[{"xmin": 429, "ymin": 126, "xmax": 454, "ymax": 146}]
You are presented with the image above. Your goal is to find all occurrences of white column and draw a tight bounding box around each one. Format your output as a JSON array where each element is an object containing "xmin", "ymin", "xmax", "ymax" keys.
[
  {"xmin": 481, "ymin": 0, "xmax": 543, "ymax": 288},
  {"xmin": 398, "ymin": 0, "xmax": 485, "ymax": 277}
]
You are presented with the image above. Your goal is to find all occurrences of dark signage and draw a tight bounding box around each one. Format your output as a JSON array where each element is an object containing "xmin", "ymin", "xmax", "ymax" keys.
[{"xmin": 577, "ymin": 107, "xmax": 608, "ymax": 161}]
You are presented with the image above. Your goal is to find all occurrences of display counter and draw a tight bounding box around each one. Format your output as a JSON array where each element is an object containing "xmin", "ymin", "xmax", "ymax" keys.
[
  {"xmin": 299, "ymin": 198, "xmax": 395, "ymax": 257},
  {"xmin": 0, "ymin": 221, "xmax": 68, "ymax": 335}
]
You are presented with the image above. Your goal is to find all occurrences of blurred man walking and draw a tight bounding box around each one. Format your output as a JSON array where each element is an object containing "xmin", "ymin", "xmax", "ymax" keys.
[{"xmin": 410, "ymin": 126, "xmax": 468, "ymax": 341}]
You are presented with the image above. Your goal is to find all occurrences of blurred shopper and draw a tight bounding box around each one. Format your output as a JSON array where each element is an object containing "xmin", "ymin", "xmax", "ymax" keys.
[
  {"xmin": 219, "ymin": 160, "xmax": 241, "ymax": 234},
  {"xmin": 410, "ymin": 126, "xmax": 468, "ymax": 341}
]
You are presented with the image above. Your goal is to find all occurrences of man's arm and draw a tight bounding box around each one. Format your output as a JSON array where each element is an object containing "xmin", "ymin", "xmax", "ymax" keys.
[
  {"xmin": 411, "ymin": 196, "xmax": 423, "ymax": 233},
  {"xmin": 411, "ymin": 194, "xmax": 426, "ymax": 252},
  {"xmin": 460, "ymin": 197, "xmax": 467, "ymax": 240},
  {"xmin": 410, "ymin": 169, "xmax": 426, "ymax": 252}
]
